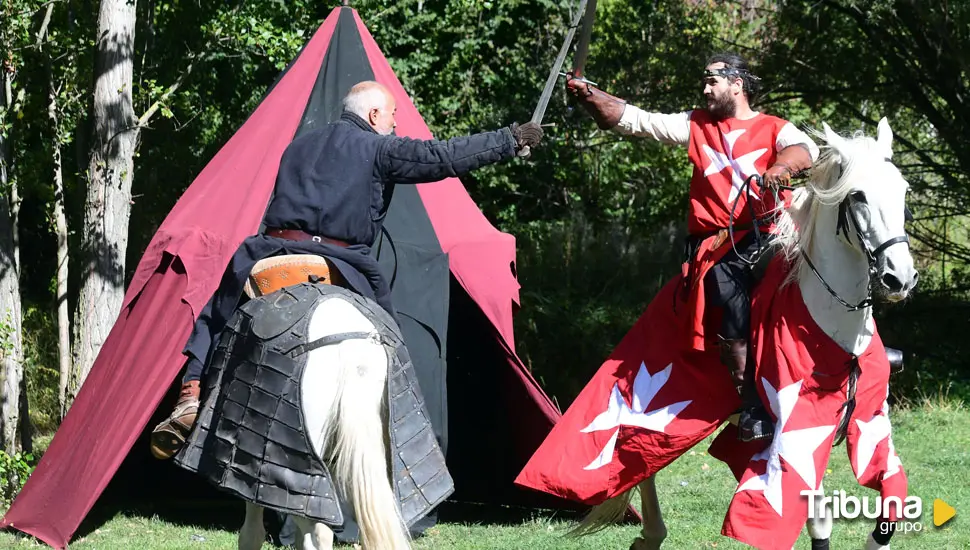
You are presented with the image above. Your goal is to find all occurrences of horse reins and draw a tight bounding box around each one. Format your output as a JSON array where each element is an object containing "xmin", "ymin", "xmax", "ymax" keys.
[
  {"xmin": 801, "ymin": 159, "xmax": 911, "ymax": 312},
  {"xmin": 726, "ymin": 173, "xmax": 795, "ymax": 269}
]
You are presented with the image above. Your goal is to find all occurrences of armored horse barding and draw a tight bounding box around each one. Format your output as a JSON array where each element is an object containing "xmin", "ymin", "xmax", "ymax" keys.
[
  {"xmin": 173, "ymin": 255, "xmax": 453, "ymax": 550},
  {"xmin": 571, "ymin": 118, "xmax": 917, "ymax": 550}
]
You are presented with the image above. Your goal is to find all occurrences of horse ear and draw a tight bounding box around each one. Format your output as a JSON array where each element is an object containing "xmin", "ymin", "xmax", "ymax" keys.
[
  {"xmin": 822, "ymin": 122, "xmax": 848, "ymax": 162},
  {"xmin": 876, "ymin": 117, "xmax": 894, "ymax": 160}
]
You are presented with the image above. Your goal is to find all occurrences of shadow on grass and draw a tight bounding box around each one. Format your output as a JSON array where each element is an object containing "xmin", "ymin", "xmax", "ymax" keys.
[
  {"xmin": 68, "ymin": 383, "xmax": 597, "ymax": 547},
  {"xmin": 74, "ymin": 393, "xmax": 249, "ymax": 542}
]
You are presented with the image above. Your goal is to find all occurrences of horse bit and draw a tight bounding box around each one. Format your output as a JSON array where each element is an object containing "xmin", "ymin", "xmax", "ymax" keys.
[{"xmin": 801, "ymin": 173, "xmax": 912, "ymax": 312}]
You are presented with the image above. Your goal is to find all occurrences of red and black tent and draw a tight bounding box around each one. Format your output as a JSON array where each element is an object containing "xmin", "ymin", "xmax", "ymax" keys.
[{"xmin": 0, "ymin": 6, "xmax": 576, "ymax": 548}]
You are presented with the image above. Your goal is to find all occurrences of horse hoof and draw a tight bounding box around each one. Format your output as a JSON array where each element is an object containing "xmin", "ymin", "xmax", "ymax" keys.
[{"xmin": 630, "ymin": 535, "xmax": 665, "ymax": 550}]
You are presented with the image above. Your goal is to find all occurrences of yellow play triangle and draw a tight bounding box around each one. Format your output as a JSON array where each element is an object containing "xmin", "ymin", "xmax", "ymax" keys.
[{"xmin": 934, "ymin": 498, "xmax": 956, "ymax": 527}]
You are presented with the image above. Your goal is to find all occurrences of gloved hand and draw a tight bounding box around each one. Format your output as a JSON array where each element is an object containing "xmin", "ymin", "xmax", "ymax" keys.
[
  {"xmin": 565, "ymin": 73, "xmax": 593, "ymax": 98},
  {"xmin": 510, "ymin": 122, "xmax": 544, "ymax": 154},
  {"xmin": 763, "ymin": 144, "xmax": 813, "ymax": 191},
  {"xmin": 563, "ymin": 72, "xmax": 626, "ymax": 130},
  {"xmin": 762, "ymin": 163, "xmax": 792, "ymax": 190}
]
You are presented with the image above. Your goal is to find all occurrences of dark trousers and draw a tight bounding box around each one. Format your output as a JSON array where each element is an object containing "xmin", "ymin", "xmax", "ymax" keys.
[{"xmin": 703, "ymin": 232, "xmax": 761, "ymax": 341}]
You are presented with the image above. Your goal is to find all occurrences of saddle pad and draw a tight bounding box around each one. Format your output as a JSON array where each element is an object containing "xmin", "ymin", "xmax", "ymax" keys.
[{"xmin": 244, "ymin": 254, "xmax": 345, "ymax": 298}]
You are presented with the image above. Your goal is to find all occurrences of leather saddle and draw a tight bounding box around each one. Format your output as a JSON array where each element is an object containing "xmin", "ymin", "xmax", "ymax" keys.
[{"xmin": 243, "ymin": 254, "xmax": 345, "ymax": 298}]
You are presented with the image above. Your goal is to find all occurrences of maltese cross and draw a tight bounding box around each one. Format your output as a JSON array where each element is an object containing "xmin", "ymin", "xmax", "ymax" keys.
[
  {"xmin": 853, "ymin": 386, "xmax": 902, "ymax": 481},
  {"xmin": 735, "ymin": 379, "xmax": 836, "ymax": 516},
  {"xmin": 580, "ymin": 362, "xmax": 691, "ymax": 471},
  {"xmin": 702, "ymin": 129, "xmax": 768, "ymax": 203}
]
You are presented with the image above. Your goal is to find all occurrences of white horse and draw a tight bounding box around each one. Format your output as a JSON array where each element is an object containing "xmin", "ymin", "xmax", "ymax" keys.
[
  {"xmin": 571, "ymin": 118, "xmax": 917, "ymax": 550},
  {"xmin": 232, "ymin": 278, "xmax": 413, "ymax": 550}
]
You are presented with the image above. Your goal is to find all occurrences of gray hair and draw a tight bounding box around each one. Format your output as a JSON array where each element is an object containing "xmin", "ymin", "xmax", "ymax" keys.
[{"xmin": 342, "ymin": 81, "xmax": 390, "ymax": 119}]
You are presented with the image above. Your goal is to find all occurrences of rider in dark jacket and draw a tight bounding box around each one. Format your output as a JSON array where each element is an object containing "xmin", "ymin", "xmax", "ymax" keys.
[{"xmin": 150, "ymin": 80, "xmax": 543, "ymax": 459}]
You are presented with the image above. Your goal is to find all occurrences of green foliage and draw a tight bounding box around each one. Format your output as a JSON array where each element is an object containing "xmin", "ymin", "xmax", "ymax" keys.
[
  {"xmin": 513, "ymin": 215, "xmax": 684, "ymax": 406},
  {"xmin": 760, "ymin": 0, "xmax": 970, "ymax": 266},
  {"xmin": 0, "ymin": 450, "xmax": 34, "ymax": 509},
  {"xmin": 21, "ymin": 306, "xmax": 59, "ymax": 435},
  {"xmin": 2, "ymin": 0, "xmax": 968, "ymax": 437},
  {"xmin": 875, "ymin": 266, "xmax": 970, "ymax": 404},
  {"xmin": 0, "ymin": 311, "xmax": 16, "ymax": 359}
]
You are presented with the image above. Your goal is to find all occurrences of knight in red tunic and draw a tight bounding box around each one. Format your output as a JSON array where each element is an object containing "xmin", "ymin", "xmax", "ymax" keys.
[{"xmin": 566, "ymin": 52, "xmax": 818, "ymax": 442}]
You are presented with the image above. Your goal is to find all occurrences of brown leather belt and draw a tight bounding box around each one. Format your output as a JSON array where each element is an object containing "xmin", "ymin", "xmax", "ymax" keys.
[{"xmin": 265, "ymin": 228, "xmax": 350, "ymax": 248}]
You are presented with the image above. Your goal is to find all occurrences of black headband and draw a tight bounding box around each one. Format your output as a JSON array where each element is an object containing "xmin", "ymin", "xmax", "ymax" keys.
[{"xmin": 703, "ymin": 66, "xmax": 761, "ymax": 82}]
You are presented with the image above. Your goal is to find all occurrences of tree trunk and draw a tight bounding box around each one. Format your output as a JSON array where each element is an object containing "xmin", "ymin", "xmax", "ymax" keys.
[
  {"xmin": 49, "ymin": 78, "xmax": 71, "ymax": 420},
  {"xmin": 68, "ymin": 0, "xmax": 138, "ymax": 406},
  {"xmin": 0, "ymin": 69, "xmax": 24, "ymax": 455}
]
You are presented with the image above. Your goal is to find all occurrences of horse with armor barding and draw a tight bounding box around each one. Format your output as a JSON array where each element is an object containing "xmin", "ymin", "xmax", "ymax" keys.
[
  {"xmin": 517, "ymin": 118, "xmax": 916, "ymax": 550},
  {"xmin": 171, "ymin": 255, "xmax": 449, "ymax": 550}
]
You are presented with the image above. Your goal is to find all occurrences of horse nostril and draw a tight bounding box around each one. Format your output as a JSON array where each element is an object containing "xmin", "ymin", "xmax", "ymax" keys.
[{"xmin": 882, "ymin": 273, "xmax": 903, "ymax": 292}]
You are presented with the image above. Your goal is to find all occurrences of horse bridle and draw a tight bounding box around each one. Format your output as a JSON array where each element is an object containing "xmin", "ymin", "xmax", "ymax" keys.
[{"xmin": 801, "ymin": 166, "xmax": 912, "ymax": 312}]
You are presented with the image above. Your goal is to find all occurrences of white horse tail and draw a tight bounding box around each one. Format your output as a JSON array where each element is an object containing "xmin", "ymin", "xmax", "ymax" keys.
[
  {"xmin": 326, "ymin": 341, "xmax": 411, "ymax": 550},
  {"xmin": 568, "ymin": 486, "xmax": 636, "ymax": 537}
]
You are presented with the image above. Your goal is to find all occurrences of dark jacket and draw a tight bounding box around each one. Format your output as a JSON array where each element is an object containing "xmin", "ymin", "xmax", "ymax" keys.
[
  {"xmin": 264, "ymin": 111, "xmax": 517, "ymax": 245},
  {"xmin": 181, "ymin": 112, "xmax": 519, "ymax": 381}
]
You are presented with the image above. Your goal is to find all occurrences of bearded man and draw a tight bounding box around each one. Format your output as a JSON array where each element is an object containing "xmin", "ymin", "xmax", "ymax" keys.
[{"xmin": 566, "ymin": 53, "xmax": 818, "ymax": 442}]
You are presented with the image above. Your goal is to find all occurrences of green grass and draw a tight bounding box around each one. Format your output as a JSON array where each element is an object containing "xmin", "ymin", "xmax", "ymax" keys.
[{"xmin": 1, "ymin": 403, "xmax": 967, "ymax": 549}]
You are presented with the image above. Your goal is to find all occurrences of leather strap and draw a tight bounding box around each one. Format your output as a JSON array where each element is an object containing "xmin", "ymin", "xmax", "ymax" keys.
[
  {"xmin": 266, "ymin": 227, "xmax": 350, "ymax": 248},
  {"xmin": 284, "ymin": 331, "xmax": 380, "ymax": 357}
]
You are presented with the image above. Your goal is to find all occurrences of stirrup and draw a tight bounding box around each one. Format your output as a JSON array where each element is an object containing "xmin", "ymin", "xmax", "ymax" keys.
[
  {"xmin": 738, "ymin": 407, "xmax": 774, "ymax": 442},
  {"xmin": 150, "ymin": 396, "xmax": 199, "ymax": 460},
  {"xmin": 886, "ymin": 347, "xmax": 904, "ymax": 375}
]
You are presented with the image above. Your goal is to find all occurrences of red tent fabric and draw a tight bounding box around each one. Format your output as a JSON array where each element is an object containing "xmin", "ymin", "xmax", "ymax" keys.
[{"xmin": 1, "ymin": 7, "xmax": 563, "ymax": 548}]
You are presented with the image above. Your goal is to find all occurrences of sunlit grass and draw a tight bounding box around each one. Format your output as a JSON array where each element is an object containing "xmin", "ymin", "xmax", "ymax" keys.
[{"xmin": 1, "ymin": 405, "xmax": 966, "ymax": 549}]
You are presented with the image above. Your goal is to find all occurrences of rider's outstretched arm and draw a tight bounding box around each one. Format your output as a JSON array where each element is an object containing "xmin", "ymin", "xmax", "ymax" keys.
[
  {"xmin": 614, "ymin": 106, "xmax": 692, "ymax": 146},
  {"xmin": 377, "ymin": 123, "xmax": 540, "ymax": 185}
]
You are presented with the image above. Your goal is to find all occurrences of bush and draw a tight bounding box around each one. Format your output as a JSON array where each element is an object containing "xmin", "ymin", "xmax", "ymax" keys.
[
  {"xmin": 874, "ymin": 266, "xmax": 970, "ymax": 405},
  {"xmin": 0, "ymin": 451, "xmax": 36, "ymax": 509},
  {"xmin": 512, "ymin": 214, "xmax": 684, "ymax": 409},
  {"xmin": 22, "ymin": 305, "xmax": 62, "ymax": 437}
]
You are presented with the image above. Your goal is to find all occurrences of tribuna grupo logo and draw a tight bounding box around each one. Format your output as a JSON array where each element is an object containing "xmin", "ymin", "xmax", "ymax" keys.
[{"xmin": 801, "ymin": 489, "xmax": 924, "ymax": 533}]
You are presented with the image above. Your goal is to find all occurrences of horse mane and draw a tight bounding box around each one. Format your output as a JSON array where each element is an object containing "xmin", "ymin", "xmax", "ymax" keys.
[{"xmin": 770, "ymin": 127, "xmax": 885, "ymax": 286}]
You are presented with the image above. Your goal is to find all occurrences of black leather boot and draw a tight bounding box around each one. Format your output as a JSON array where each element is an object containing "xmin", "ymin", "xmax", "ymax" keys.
[{"xmin": 719, "ymin": 337, "xmax": 774, "ymax": 442}]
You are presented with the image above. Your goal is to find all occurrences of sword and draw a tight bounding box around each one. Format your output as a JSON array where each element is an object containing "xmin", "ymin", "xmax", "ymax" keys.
[
  {"xmin": 530, "ymin": 0, "xmax": 591, "ymax": 126},
  {"xmin": 571, "ymin": 0, "xmax": 597, "ymax": 80}
]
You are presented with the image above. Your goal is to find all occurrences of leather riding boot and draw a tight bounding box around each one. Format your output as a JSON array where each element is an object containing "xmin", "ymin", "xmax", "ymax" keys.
[
  {"xmin": 718, "ymin": 338, "xmax": 774, "ymax": 442},
  {"xmin": 718, "ymin": 337, "xmax": 747, "ymax": 392},
  {"xmin": 885, "ymin": 346, "xmax": 904, "ymax": 375},
  {"xmin": 150, "ymin": 380, "xmax": 201, "ymax": 460}
]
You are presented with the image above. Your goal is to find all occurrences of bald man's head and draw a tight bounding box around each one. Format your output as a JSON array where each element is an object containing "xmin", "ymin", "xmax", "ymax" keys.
[{"xmin": 342, "ymin": 81, "xmax": 397, "ymax": 135}]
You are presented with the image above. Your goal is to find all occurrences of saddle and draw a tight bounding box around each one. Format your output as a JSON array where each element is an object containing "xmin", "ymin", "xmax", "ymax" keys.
[{"xmin": 243, "ymin": 254, "xmax": 346, "ymax": 298}]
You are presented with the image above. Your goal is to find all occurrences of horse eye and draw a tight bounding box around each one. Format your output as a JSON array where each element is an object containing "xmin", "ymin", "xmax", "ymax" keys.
[{"xmin": 850, "ymin": 190, "xmax": 867, "ymax": 203}]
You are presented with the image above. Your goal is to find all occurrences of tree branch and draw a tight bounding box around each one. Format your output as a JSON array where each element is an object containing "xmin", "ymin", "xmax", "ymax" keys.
[
  {"xmin": 137, "ymin": 61, "xmax": 194, "ymax": 127},
  {"xmin": 909, "ymin": 225, "xmax": 970, "ymax": 264},
  {"xmin": 815, "ymin": 0, "xmax": 970, "ymax": 175},
  {"xmin": 10, "ymin": 0, "xmax": 65, "ymax": 19},
  {"xmin": 829, "ymin": 97, "xmax": 965, "ymax": 190},
  {"xmin": 34, "ymin": 2, "xmax": 55, "ymax": 50}
]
